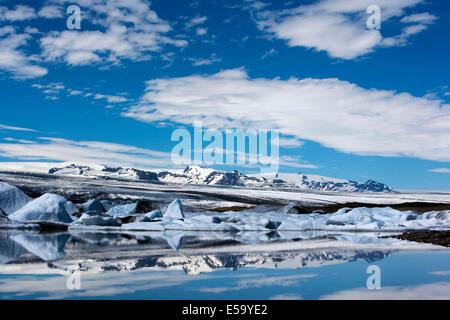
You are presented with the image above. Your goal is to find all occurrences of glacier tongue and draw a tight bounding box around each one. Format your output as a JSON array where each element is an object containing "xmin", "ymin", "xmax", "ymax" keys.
[{"xmin": 0, "ymin": 182, "xmax": 32, "ymax": 215}]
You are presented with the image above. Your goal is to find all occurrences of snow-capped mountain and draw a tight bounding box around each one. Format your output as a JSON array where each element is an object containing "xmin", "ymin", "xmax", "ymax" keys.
[
  {"xmin": 157, "ymin": 166, "xmax": 393, "ymax": 192},
  {"xmin": 48, "ymin": 163, "xmax": 159, "ymax": 182},
  {"xmin": 256, "ymin": 172, "xmax": 393, "ymax": 192},
  {"xmin": 45, "ymin": 163, "xmax": 393, "ymax": 192},
  {"xmin": 156, "ymin": 166, "xmax": 266, "ymax": 187}
]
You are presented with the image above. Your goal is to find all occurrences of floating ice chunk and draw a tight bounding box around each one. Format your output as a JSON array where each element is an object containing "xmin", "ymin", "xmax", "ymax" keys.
[
  {"xmin": 325, "ymin": 207, "xmax": 420, "ymax": 230},
  {"xmin": 164, "ymin": 199, "xmax": 185, "ymax": 220},
  {"xmin": 100, "ymin": 200, "xmax": 116, "ymax": 212},
  {"xmin": 144, "ymin": 210, "xmax": 163, "ymax": 220},
  {"xmin": 9, "ymin": 193, "xmax": 73, "ymax": 225},
  {"xmin": 0, "ymin": 182, "xmax": 32, "ymax": 215},
  {"xmin": 106, "ymin": 203, "xmax": 137, "ymax": 217},
  {"xmin": 78, "ymin": 213, "xmax": 121, "ymax": 227},
  {"xmin": 65, "ymin": 201, "xmax": 79, "ymax": 216},
  {"xmin": 82, "ymin": 199, "xmax": 104, "ymax": 212}
]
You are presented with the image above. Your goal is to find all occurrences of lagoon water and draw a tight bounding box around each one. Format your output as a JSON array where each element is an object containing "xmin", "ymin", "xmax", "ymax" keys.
[{"xmin": 0, "ymin": 230, "xmax": 448, "ymax": 300}]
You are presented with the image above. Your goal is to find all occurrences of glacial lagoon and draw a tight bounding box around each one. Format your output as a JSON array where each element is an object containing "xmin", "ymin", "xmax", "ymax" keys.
[{"xmin": 0, "ymin": 230, "xmax": 448, "ymax": 300}]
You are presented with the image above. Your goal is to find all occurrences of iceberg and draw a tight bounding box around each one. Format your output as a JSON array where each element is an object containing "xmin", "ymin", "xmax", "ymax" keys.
[
  {"xmin": 0, "ymin": 182, "xmax": 32, "ymax": 215},
  {"xmin": 65, "ymin": 201, "xmax": 80, "ymax": 216},
  {"xmin": 8, "ymin": 193, "xmax": 73, "ymax": 225},
  {"xmin": 100, "ymin": 200, "xmax": 116, "ymax": 212},
  {"xmin": 78, "ymin": 213, "xmax": 121, "ymax": 227},
  {"xmin": 106, "ymin": 203, "xmax": 138, "ymax": 217},
  {"xmin": 82, "ymin": 199, "xmax": 105, "ymax": 212},
  {"xmin": 0, "ymin": 207, "xmax": 7, "ymax": 218},
  {"xmin": 164, "ymin": 199, "xmax": 185, "ymax": 220},
  {"xmin": 143, "ymin": 210, "xmax": 163, "ymax": 221}
]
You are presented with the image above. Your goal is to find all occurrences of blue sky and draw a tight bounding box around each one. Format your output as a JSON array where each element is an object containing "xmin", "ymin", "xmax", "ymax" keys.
[{"xmin": 0, "ymin": 0, "xmax": 449, "ymax": 190}]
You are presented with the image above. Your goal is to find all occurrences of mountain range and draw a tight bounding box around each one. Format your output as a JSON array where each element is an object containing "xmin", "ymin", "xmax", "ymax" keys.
[{"xmin": 47, "ymin": 163, "xmax": 393, "ymax": 193}]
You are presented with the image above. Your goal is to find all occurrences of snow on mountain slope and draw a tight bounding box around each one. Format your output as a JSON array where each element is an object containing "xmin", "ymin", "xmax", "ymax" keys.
[
  {"xmin": 156, "ymin": 166, "xmax": 268, "ymax": 187},
  {"xmin": 48, "ymin": 163, "xmax": 159, "ymax": 182},
  {"xmin": 254, "ymin": 172, "xmax": 393, "ymax": 192}
]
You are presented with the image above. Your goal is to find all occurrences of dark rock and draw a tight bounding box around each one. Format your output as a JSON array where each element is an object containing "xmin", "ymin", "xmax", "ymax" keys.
[
  {"xmin": 0, "ymin": 207, "xmax": 7, "ymax": 218},
  {"xmin": 287, "ymin": 205, "xmax": 310, "ymax": 214},
  {"xmin": 134, "ymin": 200, "xmax": 153, "ymax": 213}
]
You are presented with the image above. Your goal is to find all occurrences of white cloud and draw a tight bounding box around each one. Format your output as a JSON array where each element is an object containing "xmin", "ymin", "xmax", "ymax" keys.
[
  {"xmin": 40, "ymin": 0, "xmax": 188, "ymax": 66},
  {"xmin": 0, "ymin": 123, "xmax": 37, "ymax": 132},
  {"xmin": 186, "ymin": 15, "xmax": 207, "ymax": 28},
  {"xmin": 269, "ymin": 294, "xmax": 303, "ymax": 300},
  {"xmin": 24, "ymin": 26, "xmax": 40, "ymax": 34},
  {"xmin": 123, "ymin": 68, "xmax": 450, "ymax": 162},
  {"xmin": 37, "ymin": 5, "xmax": 63, "ymax": 19},
  {"xmin": 430, "ymin": 270, "xmax": 450, "ymax": 276},
  {"xmin": 428, "ymin": 168, "xmax": 450, "ymax": 174},
  {"xmin": 196, "ymin": 27, "xmax": 207, "ymax": 36},
  {"xmin": 187, "ymin": 53, "xmax": 221, "ymax": 66},
  {"xmin": 277, "ymin": 137, "xmax": 304, "ymax": 148},
  {"xmin": 68, "ymin": 89, "xmax": 83, "ymax": 96},
  {"xmin": 381, "ymin": 12, "xmax": 437, "ymax": 47},
  {"xmin": 252, "ymin": 0, "xmax": 436, "ymax": 59},
  {"xmin": 0, "ymin": 5, "xmax": 36, "ymax": 21},
  {"xmin": 31, "ymin": 82, "xmax": 130, "ymax": 105},
  {"xmin": 94, "ymin": 93, "xmax": 128, "ymax": 103},
  {"xmin": 320, "ymin": 282, "xmax": 450, "ymax": 300},
  {"xmin": 0, "ymin": 27, "xmax": 48, "ymax": 79},
  {"xmin": 3, "ymin": 137, "xmax": 35, "ymax": 144},
  {"xmin": 401, "ymin": 12, "xmax": 437, "ymax": 24},
  {"xmin": 0, "ymin": 137, "xmax": 174, "ymax": 169},
  {"xmin": 261, "ymin": 48, "xmax": 277, "ymax": 60}
]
